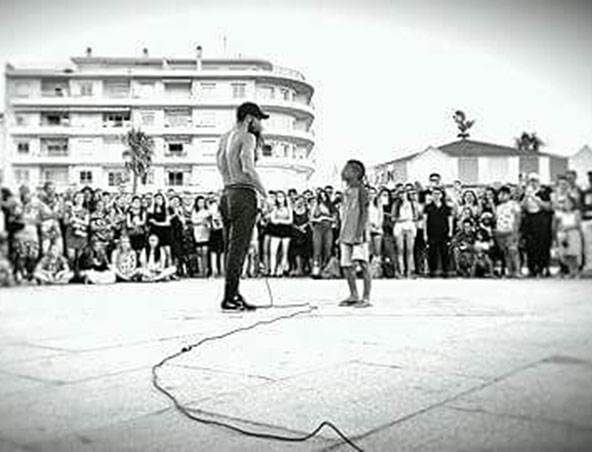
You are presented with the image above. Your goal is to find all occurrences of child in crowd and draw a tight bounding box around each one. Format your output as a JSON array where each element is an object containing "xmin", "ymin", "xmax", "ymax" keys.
[
  {"xmin": 554, "ymin": 196, "xmax": 582, "ymax": 277},
  {"xmin": 451, "ymin": 218, "xmax": 476, "ymax": 277},
  {"xmin": 110, "ymin": 234, "xmax": 140, "ymax": 282},
  {"xmin": 338, "ymin": 159, "xmax": 372, "ymax": 307},
  {"xmin": 34, "ymin": 244, "xmax": 73, "ymax": 285},
  {"xmin": 79, "ymin": 236, "xmax": 116, "ymax": 284},
  {"xmin": 495, "ymin": 186, "xmax": 522, "ymax": 277}
]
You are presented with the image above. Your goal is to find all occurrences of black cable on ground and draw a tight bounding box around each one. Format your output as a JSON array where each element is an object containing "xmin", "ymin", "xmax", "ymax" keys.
[{"xmin": 151, "ymin": 276, "xmax": 364, "ymax": 451}]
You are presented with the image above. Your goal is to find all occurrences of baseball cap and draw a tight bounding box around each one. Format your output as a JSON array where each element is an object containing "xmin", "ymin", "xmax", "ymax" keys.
[{"xmin": 236, "ymin": 102, "xmax": 270, "ymax": 121}]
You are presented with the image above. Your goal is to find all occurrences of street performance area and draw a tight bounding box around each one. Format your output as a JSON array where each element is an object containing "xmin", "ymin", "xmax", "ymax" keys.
[{"xmin": 0, "ymin": 278, "xmax": 591, "ymax": 451}]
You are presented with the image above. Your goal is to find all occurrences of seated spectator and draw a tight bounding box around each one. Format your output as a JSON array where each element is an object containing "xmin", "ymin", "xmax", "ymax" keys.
[
  {"xmin": 472, "ymin": 226, "xmax": 494, "ymax": 277},
  {"xmin": 34, "ymin": 244, "xmax": 73, "ymax": 285},
  {"xmin": 110, "ymin": 235, "xmax": 141, "ymax": 282},
  {"xmin": 79, "ymin": 236, "xmax": 116, "ymax": 284},
  {"xmin": 138, "ymin": 233, "xmax": 177, "ymax": 282}
]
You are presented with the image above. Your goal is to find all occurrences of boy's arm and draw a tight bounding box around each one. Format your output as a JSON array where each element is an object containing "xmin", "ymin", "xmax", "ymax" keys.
[{"xmin": 354, "ymin": 189, "xmax": 369, "ymax": 243}]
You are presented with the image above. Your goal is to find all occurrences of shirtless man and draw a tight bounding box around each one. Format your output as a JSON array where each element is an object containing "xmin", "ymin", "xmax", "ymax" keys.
[{"xmin": 216, "ymin": 102, "xmax": 268, "ymax": 311}]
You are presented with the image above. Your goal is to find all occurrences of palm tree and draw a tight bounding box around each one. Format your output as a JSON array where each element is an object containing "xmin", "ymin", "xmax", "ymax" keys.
[
  {"xmin": 122, "ymin": 128, "xmax": 154, "ymax": 194},
  {"xmin": 515, "ymin": 132, "xmax": 544, "ymax": 152}
]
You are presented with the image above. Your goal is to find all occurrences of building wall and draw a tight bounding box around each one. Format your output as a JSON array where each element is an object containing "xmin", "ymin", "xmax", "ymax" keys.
[
  {"xmin": 407, "ymin": 147, "xmax": 456, "ymax": 184},
  {"xmin": 3, "ymin": 55, "xmax": 315, "ymax": 191},
  {"xmin": 568, "ymin": 147, "xmax": 592, "ymax": 187}
]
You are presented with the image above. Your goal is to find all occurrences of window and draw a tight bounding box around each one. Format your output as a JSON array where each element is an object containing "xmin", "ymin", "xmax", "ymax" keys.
[
  {"xmin": 167, "ymin": 171, "xmax": 185, "ymax": 186},
  {"xmin": 108, "ymin": 171, "xmax": 126, "ymax": 187},
  {"xmin": 232, "ymin": 83, "xmax": 246, "ymax": 98},
  {"xmin": 17, "ymin": 142, "xmax": 30, "ymax": 154},
  {"xmin": 262, "ymin": 144, "xmax": 273, "ymax": 157},
  {"xmin": 281, "ymin": 88, "xmax": 290, "ymax": 101},
  {"xmin": 41, "ymin": 79, "xmax": 69, "ymax": 97},
  {"xmin": 140, "ymin": 110, "xmax": 156, "ymax": 126},
  {"xmin": 258, "ymin": 86, "xmax": 274, "ymax": 100},
  {"xmin": 199, "ymin": 139, "xmax": 218, "ymax": 157},
  {"xmin": 15, "ymin": 169, "xmax": 30, "ymax": 185},
  {"xmin": 103, "ymin": 112, "xmax": 131, "ymax": 127},
  {"xmin": 79, "ymin": 81, "xmax": 93, "ymax": 96},
  {"xmin": 42, "ymin": 112, "xmax": 70, "ymax": 126},
  {"xmin": 79, "ymin": 171, "xmax": 93, "ymax": 185},
  {"xmin": 42, "ymin": 138, "xmax": 68, "ymax": 156},
  {"xmin": 282, "ymin": 144, "xmax": 290, "ymax": 158},
  {"xmin": 165, "ymin": 109, "xmax": 191, "ymax": 127},
  {"xmin": 200, "ymin": 82, "xmax": 217, "ymax": 97},
  {"xmin": 41, "ymin": 166, "xmax": 69, "ymax": 185},
  {"xmin": 164, "ymin": 81, "xmax": 191, "ymax": 98},
  {"xmin": 195, "ymin": 111, "xmax": 216, "ymax": 128},
  {"xmin": 458, "ymin": 157, "xmax": 479, "ymax": 184},
  {"xmin": 165, "ymin": 137, "xmax": 191, "ymax": 155},
  {"xmin": 104, "ymin": 79, "xmax": 131, "ymax": 98},
  {"xmin": 135, "ymin": 81, "xmax": 155, "ymax": 98},
  {"xmin": 15, "ymin": 114, "xmax": 27, "ymax": 126},
  {"xmin": 14, "ymin": 81, "xmax": 31, "ymax": 98}
]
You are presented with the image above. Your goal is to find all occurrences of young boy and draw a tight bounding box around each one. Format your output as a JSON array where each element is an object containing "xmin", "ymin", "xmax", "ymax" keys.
[
  {"xmin": 339, "ymin": 159, "xmax": 372, "ymax": 307},
  {"xmin": 34, "ymin": 244, "xmax": 73, "ymax": 285}
]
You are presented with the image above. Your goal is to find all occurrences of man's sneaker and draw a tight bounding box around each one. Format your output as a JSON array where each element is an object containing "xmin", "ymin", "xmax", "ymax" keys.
[
  {"xmin": 235, "ymin": 293, "xmax": 258, "ymax": 311},
  {"xmin": 221, "ymin": 297, "xmax": 244, "ymax": 312}
]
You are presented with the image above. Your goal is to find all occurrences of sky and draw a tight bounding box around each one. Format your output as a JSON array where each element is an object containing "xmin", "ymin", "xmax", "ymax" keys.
[{"xmin": 1, "ymin": 0, "xmax": 591, "ymax": 183}]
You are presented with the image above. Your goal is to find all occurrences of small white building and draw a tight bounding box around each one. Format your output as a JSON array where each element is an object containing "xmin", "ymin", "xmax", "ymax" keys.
[
  {"xmin": 370, "ymin": 139, "xmax": 568, "ymax": 187},
  {"xmin": 568, "ymin": 145, "xmax": 592, "ymax": 187}
]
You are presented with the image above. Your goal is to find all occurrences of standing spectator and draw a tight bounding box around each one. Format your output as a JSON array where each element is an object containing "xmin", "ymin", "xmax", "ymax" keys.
[
  {"xmin": 39, "ymin": 181, "xmax": 64, "ymax": 256},
  {"xmin": 289, "ymin": 195, "xmax": 310, "ymax": 276},
  {"xmin": 481, "ymin": 187, "xmax": 498, "ymax": 215},
  {"xmin": 110, "ymin": 234, "xmax": 140, "ymax": 282},
  {"xmin": 169, "ymin": 195, "xmax": 186, "ymax": 278},
  {"xmin": 555, "ymin": 197, "xmax": 583, "ymax": 277},
  {"xmin": 459, "ymin": 189, "xmax": 482, "ymax": 220},
  {"xmin": 126, "ymin": 196, "xmax": 146, "ymax": 252},
  {"xmin": 380, "ymin": 189, "xmax": 396, "ymax": 277},
  {"xmin": 148, "ymin": 193, "xmax": 172, "ymax": 261},
  {"xmin": 311, "ymin": 189, "xmax": 336, "ymax": 277},
  {"xmin": 13, "ymin": 187, "xmax": 41, "ymax": 282},
  {"xmin": 89, "ymin": 200, "xmax": 113, "ymax": 249},
  {"xmin": 64, "ymin": 191, "xmax": 89, "ymax": 278},
  {"xmin": 138, "ymin": 233, "xmax": 177, "ymax": 282},
  {"xmin": 521, "ymin": 173, "xmax": 553, "ymax": 277},
  {"xmin": 109, "ymin": 195, "xmax": 128, "ymax": 244},
  {"xmin": 208, "ymin": 196, "xmax": 225, "ymax": 277},
  {"xmin": 191, "ymin": 196, "xmax": 212, "ymax": 277},
  {"xmin": 424, "ymin": 186, "xmax": 452, "ymax": 277},
  {"xmin": 34, "ymin": 243, "xmax": 73, "ymax": 285},
  {"xmin": 566, "ymin": 170, "xmax": 582, "ymax": 207},
  {"xmin": 367, "ymin": 187, "xmax": 382, "ymax": 262},
  {"xmin": 79, "ymin": 236, "xmax": 116, "ymax": 284},
  {"xmin": 494, "ymin": 185, "xmax": 522, "ymax": 277},
  {"xmin": 581, "ymin": 171, "xmax": 592, "ymax": 274},
  {"xmin": 392, "ymin": 183, "xmax": 419, "ymax": 277},
  {"xmin": 260, "ymin": 191, "xmax": 276, "ymax": 275},
  {"xmin": 268, "ymin": 190, "xmax": 293, "ymax": 277}
]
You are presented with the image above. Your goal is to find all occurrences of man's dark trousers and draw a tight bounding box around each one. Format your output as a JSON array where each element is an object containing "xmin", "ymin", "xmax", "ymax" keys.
[{"xmin": 220, "ymin": 187, "xmax": 257, "ymax": 301}]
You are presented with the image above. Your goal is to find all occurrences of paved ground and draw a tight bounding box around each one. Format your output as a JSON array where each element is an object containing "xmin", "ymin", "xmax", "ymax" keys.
[{"xmin": 0, "ymin": 277, "xmax": 591, "ymax": 452}]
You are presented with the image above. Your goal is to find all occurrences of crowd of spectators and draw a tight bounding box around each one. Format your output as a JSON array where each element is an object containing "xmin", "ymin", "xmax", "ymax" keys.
[{"xmin": 1, "ymin": 168, "xmax": 591, "ymax": 287}]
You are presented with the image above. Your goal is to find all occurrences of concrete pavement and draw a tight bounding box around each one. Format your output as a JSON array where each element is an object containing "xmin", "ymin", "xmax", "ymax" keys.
[{"xmin": 0, "ymin": 278, "xmax": 591, "ymax": 451}]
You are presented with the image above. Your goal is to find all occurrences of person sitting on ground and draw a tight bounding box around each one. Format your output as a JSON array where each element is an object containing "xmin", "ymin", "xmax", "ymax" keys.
[
  {"xmin": 33, "ymin": 243, "xmax": 73, "ymax": 285},
  {"xmin": 110, "ymin": 234, "xmax": 141, "ymax": 282},
  {"xmin": 78, "ymin": 236, "xmax": 116, "ymax": 284},
  {"xmin": 451, "ymin": 218, "xmax": 476, "ymax": 277},
  {"xmin": 137, "ymin": 233, "xmax": 177, "ymax": 282}
]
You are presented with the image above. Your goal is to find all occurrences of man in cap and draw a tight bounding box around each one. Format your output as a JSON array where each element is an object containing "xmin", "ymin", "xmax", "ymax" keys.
[{"xmin": 216, "ymin": 102, "xmax": 268, "ymax": 311}]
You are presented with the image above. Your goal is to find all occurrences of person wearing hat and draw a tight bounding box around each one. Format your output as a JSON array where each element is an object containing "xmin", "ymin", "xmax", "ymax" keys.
[{"xmin": 216, "ymin": 102, "xmax": 268, "ymax": 311}]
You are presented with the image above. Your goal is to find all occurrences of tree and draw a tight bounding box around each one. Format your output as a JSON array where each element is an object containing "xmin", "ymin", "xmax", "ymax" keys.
[
  {"xmin": 453, "ymin": 110, "xmax": 475, "ymax": 139},
  {"xmin": 122, "ymin": 128, "xmax": 154, "ymax": 194},
  {"xmin": 515, "ymin": 132, "xmax": 544, "ymax": 152}
]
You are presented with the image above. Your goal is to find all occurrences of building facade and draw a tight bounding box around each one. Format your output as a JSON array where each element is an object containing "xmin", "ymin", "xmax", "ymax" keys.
[
  {"xmin": 370, "ymin": 139, "xmax": 568, "ymax": 187},
  {"xmin": 568, "ymin": 145, "xmax": 592, "ymax": 187},
  {"xmin": 2, "ymin": 49, "xmax": 315, "ymax": 192}
]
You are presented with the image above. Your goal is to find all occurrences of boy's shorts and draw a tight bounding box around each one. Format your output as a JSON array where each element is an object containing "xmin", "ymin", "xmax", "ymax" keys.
[{"xmin": 340, "ymin": 243, "xmax": 369, "ymax": 267}]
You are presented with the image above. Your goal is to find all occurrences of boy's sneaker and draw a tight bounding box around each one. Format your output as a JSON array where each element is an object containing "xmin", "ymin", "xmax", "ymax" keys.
[
  {"xmin": 353, "ymin": 300, "xmax": 372, "ymax": 308},
  {"xmin": 339, "ymin": 297, "xmax": 360, "ymax": 307}
]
